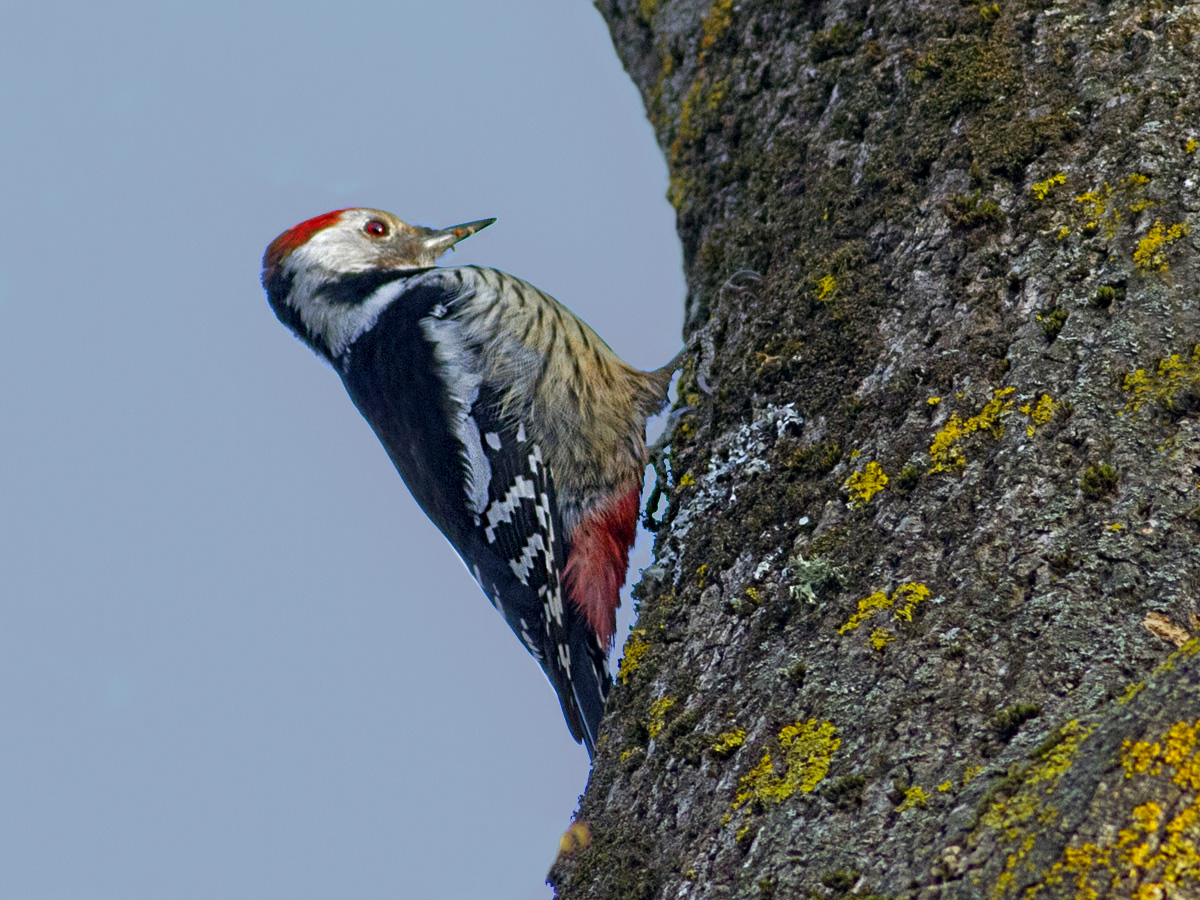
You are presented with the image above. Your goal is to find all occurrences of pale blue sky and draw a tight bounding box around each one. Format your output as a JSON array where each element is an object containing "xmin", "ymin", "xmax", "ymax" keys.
[{"xmin": 0, "ymin": 3, "xmax": 682, "ymax": 898}]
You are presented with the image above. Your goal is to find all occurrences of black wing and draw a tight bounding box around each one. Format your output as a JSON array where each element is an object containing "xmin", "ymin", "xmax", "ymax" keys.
[
  {"xmin": 461, "ymin": 383, "xmax": 610, "ymax": 754},
  {"xmin": 337, "ymin": 274, "xmax": 610, "ymax": 755}
]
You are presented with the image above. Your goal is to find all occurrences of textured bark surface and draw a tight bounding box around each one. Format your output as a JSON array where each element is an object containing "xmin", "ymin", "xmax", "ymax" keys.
[{"xmin": 551, "ymin": 1, "xmax": 1200, "ymax": 898}]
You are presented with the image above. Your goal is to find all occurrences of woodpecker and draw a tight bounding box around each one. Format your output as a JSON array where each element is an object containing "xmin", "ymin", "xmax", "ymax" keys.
[{"xmin": 261, "ymin": 208, "xmax": 676, "ymax": 756}]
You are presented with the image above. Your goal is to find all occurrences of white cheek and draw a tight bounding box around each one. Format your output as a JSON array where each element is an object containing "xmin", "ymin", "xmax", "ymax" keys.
[{"xmin": 296, "ymin": 228, "xmax": 375, "ymax": 273}]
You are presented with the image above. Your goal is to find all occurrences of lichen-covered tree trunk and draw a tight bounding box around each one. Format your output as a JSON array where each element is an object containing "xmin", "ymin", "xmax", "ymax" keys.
[{"xmin": 549, "ymin": 1, "xmax": 1200, "ymax": 898}]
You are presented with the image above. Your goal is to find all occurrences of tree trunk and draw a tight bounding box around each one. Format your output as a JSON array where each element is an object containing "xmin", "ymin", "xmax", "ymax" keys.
[{"xmin": 550, "ymin": 0, "xmax": 1200, "ymax": 897}]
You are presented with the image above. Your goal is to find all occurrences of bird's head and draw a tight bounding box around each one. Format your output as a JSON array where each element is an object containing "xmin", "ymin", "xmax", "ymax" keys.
[{"xmin": 261, "ymin": 208, "xmax": 494, "ymax": 361}]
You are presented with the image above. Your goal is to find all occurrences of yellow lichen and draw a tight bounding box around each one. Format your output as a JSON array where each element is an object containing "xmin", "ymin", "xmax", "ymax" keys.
[
  {"xmin": 648, "ymin": 697, "xmax": 676, "ymax": 739},
  {"xmin": 816, "ymin": 274, "xmax": 837, "ymax": 300},
  {"xmin": 892, "ymin": 582, "xmax": 931, "ymax": 622},
  {"xmin": 938, "ymin": 781, "xmax": 954, "ymax": 792},
  {"xmin": 840, "ymin": 585, "xmax": 931, "ymax": 643},
  {"xmin": 668, "ymin": 73, "xmax": 727, "ymax": 207},
  {"xmin": 618, "ymin": 629, "xmax": 649, "ymax": 685},
  {"xmin": 1122, "ymin": 346, "xmax": 1200, "ymax": 413},
  {"xmin": 838, "ymin": 590, "xmax": 892, "ymax": 634},
  {"xmin": 1031, "ymin": 173, "xmax": 1066, "ymax": 200},
  {"xmin": 927, "ymin": 396, "xmax": 942, "ymax": 406},
  {"xmin": 869, "ymin": 628, "xmax": 894, "ymax": 651},
  {"xmin": 699, "ymin": 0, "xmax": 733, "ymax": 57},
  {"xmin": 929, "ymin": 388, "xmax": 1015, "ymax": 473},
  {"xmin": 1056, "ymin": 226, "xmax": 1071, "ymax": 240},
  {"xmin": 1134, "ymin": 220, "xmax": 1190, "ymax": 272},
  {"xmin": 1158, "ymin": 638, "xmax": 1200, "ymax": 675},
  {"xmin": 1119, "ymin": 681, "xmax": 1146, "ymax": 704},
  {"xmin": 982, "ymin": 720, "xmax": 1097, "ymax": 898},
  {"xmin": 1020, "ymin": 393, "xmax": 1057, "ymax": 437},
  {"xmin": 845, "ymin": 461, "xmax": 888, "ymax": 508},
  {"xmin": 839, "ymin": 583, "xmax": 930, "ymax": 650},
  {"xmin": 1026, "ymin": 720, "xmax": 1200, "ymax": 898},
  {"xmin": 963, "ymin": 765, "xmax": 983, "ymax": 786},
  {"xmin": 678, "ymin": 472, "xmax": 696, "ymax": 487},
  {"xmin": 1029, "ymin": 720, "xmax": 1096, "ymax": 786},
  {"xmin": 1074, "ymin": 183, "xmax": 1115, "ymax": 237},
  {"xmin": 898, "ymin": 785, "xmax": 930, "ymax": 811},
  {"xmin": 1189, "ymin": 138, "xmax": 1199, "ymax": 154},
  {"xmin": 711, "ymin": 729, "xmax": 746, "ymax": 756},
  {"xmin": 733, "ymin": 720, "xmax": 840, "ymax": 809}
]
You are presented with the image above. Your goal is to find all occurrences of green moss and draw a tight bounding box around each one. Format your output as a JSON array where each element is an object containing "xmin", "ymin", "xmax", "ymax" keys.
[
  {"xmin": 891, "ymin": 463, "xmax": 920, "ymax": 495},
  {"xmin": 906, "ymin": 25, "xmax": 1075, "ymax": 179},
  {"xmin": 786, "ymin": 441, "xmax": 842, "ymax": 475},
  {"xmin": 1080, "ymin": 463, "xmax": 1118, "ymax": 500},
  {"xmin": 994, "ymin": 703, "xmax": 1042, "ymax": 741},
  {"xmin": 948, "ymin": 190, "xmax": 1005, "ymax": 229},
  {"xmin": 821, "ymin": 869, "xmax": 861, "ymax": 892},
  {"xmin": 824, "ymin": 774, "xmax": 867, "ymax": 809},
  {"xmin": 1038, "ymin": 307, "xmax": 1067, "ymax": 342},
  {"xmin": 811, "ymin": 21, "xmax": 861, "ymax": 62},
  {"xmin": 1090, "ymin": 283, "xmax": 1124, "ymax": 309},
  {"xmin": 1117, "ymin": 681, "xmax": 1146, "ymax": 705}
]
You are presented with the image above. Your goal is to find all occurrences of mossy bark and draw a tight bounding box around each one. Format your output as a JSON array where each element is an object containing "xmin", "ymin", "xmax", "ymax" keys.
[{"xmin": 551, "ymin": 1, "xmax": 1200, "ymax": 898}]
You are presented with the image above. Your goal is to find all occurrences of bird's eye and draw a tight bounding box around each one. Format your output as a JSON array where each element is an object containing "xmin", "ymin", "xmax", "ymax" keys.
[{"xmin": 364, "ymin": 219, "xmax": 389, "ymax": 237}]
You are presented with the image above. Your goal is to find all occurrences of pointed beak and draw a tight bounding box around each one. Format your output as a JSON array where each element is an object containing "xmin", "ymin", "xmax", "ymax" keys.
[{"xmin": 421, "ymin": 218, "xmax": 496, "ymax": 257}]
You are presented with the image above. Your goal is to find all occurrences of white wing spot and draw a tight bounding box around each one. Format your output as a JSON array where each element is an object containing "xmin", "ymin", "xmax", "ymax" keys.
[
  {"xmin": 541, "ymin": 583, "xmax": 564, "ymax": 627},
  {"xmin": 509, "ymin": 534, "xmax": 547, "ymax": 585},
  {"xmin": 519, "ymin": 617, "xmax": 540, "ymax": 657},
  {"xmin": 556, "ymin": 642, "xmax": 571, "ymax": 673},
  {"xmin": 420, "ymin": 315, "xmax": 492, "ymax": 515},
  {"xmin": 485, "ymin": 432, "xmax": 502, "ymax": 451},
  {"xmin": 484, "ymin": 476, "xmax": 536, "ymax": 544},
  {"xmin": 533, "ymin": 491, "xmax": 551, "ymax": 528},
  {"xmin": 516, "ymin": 422, "xmax": 527, "ymax": 442}
]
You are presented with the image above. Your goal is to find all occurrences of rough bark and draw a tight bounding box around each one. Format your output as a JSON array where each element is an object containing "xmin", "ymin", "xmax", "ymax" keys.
[{"xmin": 551, "ymin": 1, "xmax": 1200, "ymax": 898}]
